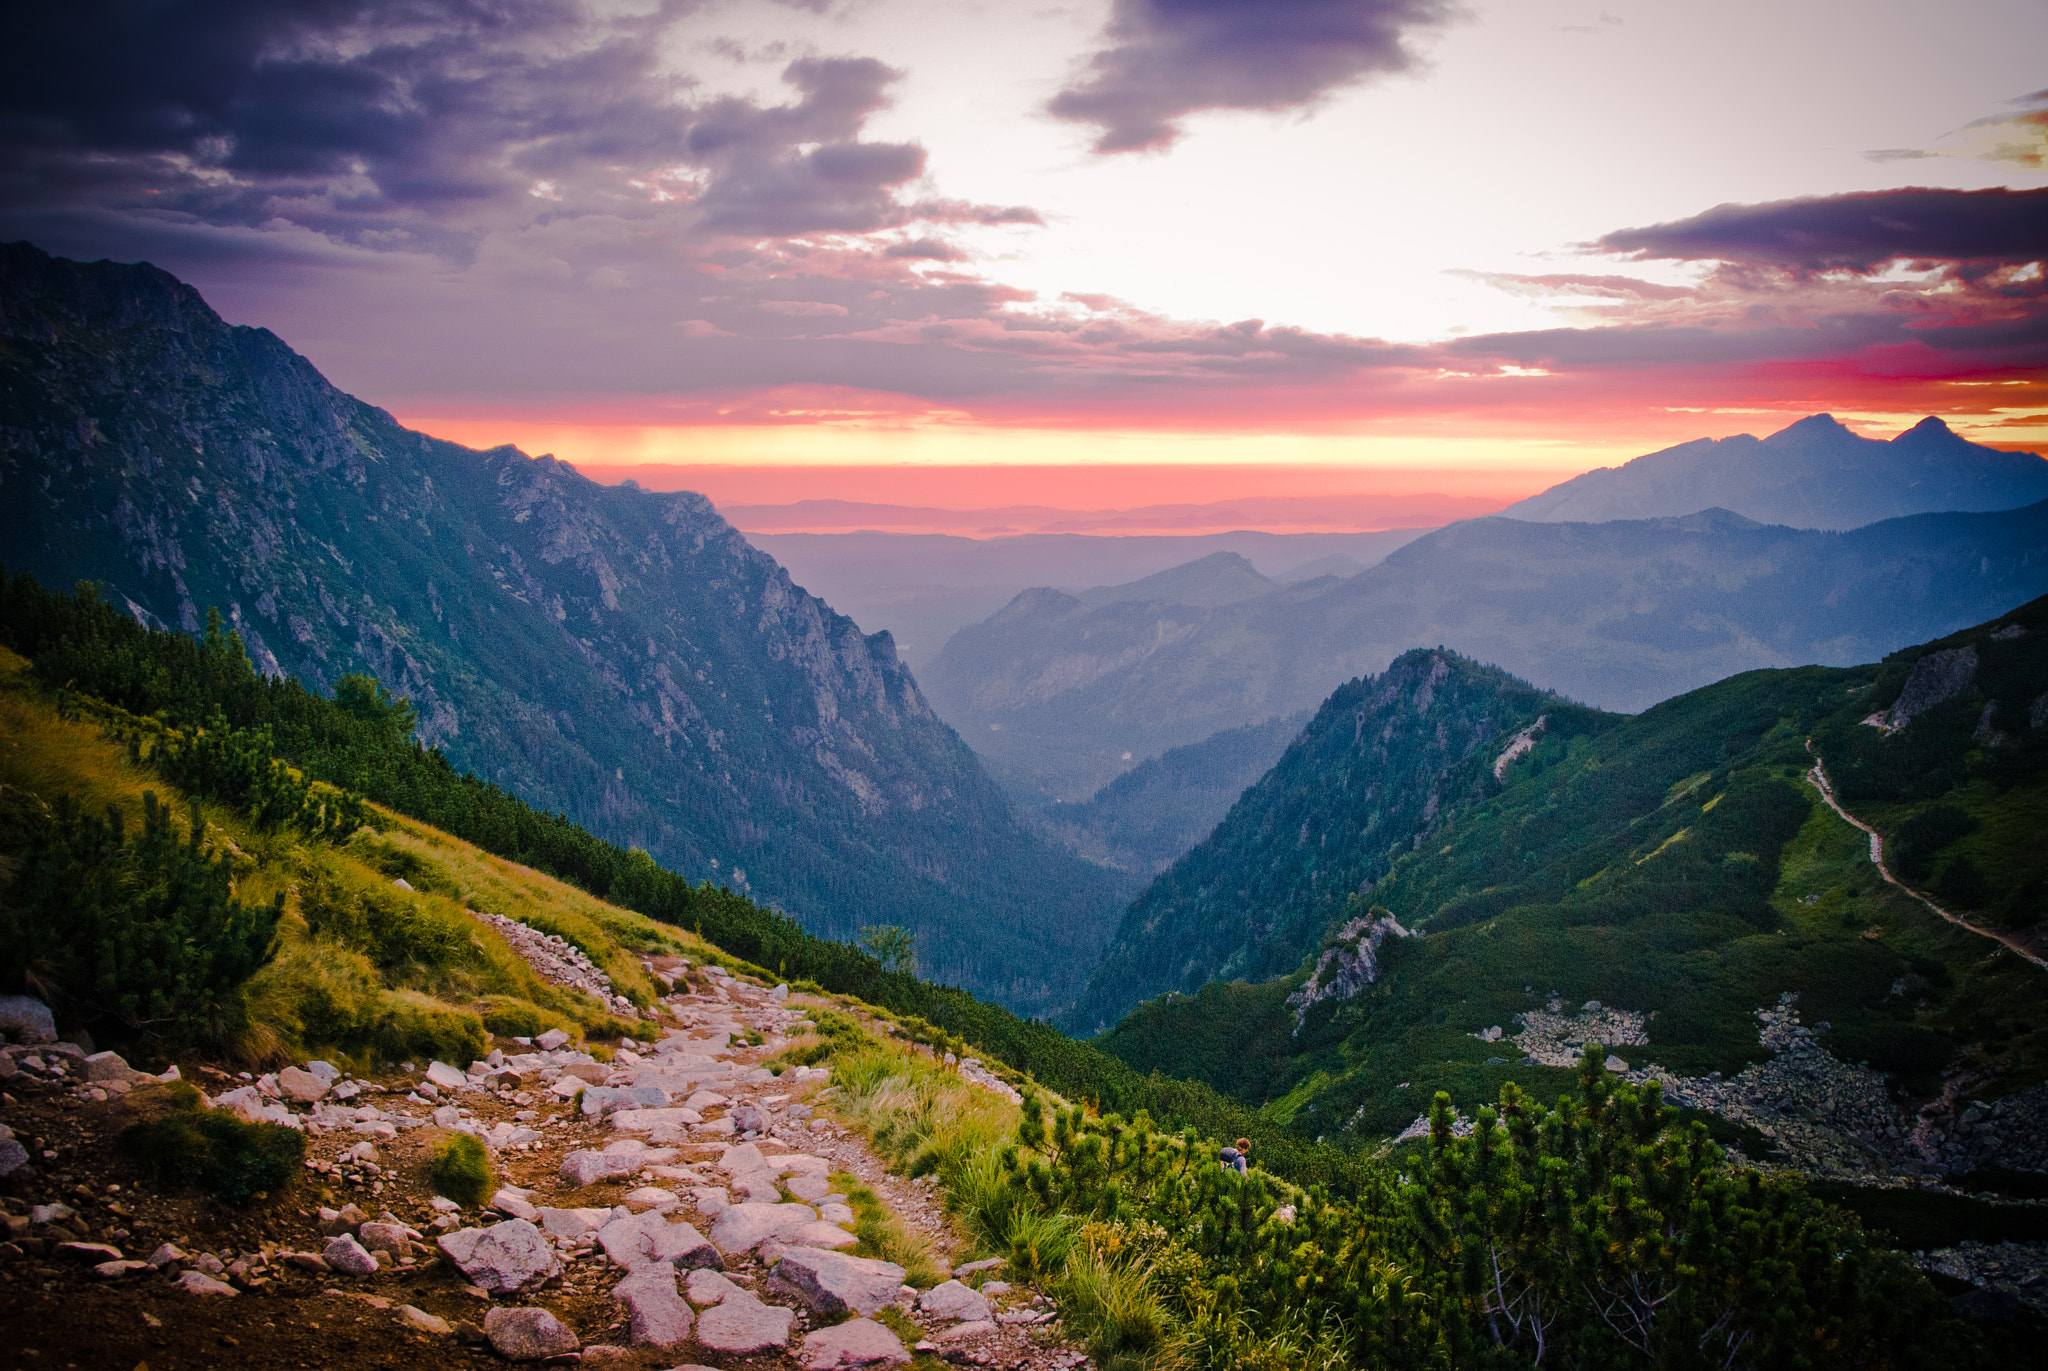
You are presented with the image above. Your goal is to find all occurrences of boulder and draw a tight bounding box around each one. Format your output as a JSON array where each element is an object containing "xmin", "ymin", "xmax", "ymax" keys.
[
  {"xmin": 318, "ymin": 1203, "xmax": 368, "ymax": 1237},
  {"xmin": 684, "ymin": 1266, "xmax": 746, "ymax": 1306},
  {"xmin": 436, "ymin": 1219, "xmax": 561, "ymax": 1293},
  {"xmin": 708, "ymin": 1202, "xmax": 819, "ymax": 1256},
  {"xmin": 559, "ymin": 1147, "xmax": 643, "ymax": 1188},
  {"xmin": 767, "ymin": 1246, "xmax": 907, "ymax": 1318},
  {"xmin": 423, "ymin": 1061, "xmax": 468, "ymax": 1091},
  {"xmin": 694, "ymin": 1291, "xmax": 796, "ymax": 1354},
  {"xmin": 919, "ymin": 1280, "xmax": 992, "ymax": 1322},
  {"xmin": 613, "ymin": 1267, "xmax": 695, "ymax": 1346},
  {"xmin": 728, "ymin": 1172, "xmax": 784, "ymax": 1204},
  {"xmin": 622, "ymin": 1186, "xmax": 681, "ymax": 1213},
  {"xmin": 306, "ymin": 1059, "xmax": 342, "ymax": 1082},
  {"xmin": 790, "ymin": 1222, "xmax": 859, "ymax": 1251},
  {"xmin": 398, "ymin": 1304, "xmax": 452, "ymax": 1335},
  {"xmin": 780, "ymin": 1153, "xmax": 831, "ymax": 1177},
  {"xmin": 0, "ymin": 994, "xmax": 55, "ymax": 1044},
  {"xmin": 324, "ymin": 1233, "xmax": 379, "ymax": 1277},
  {"xmin": 490, "ymin": 1188, "xmax": 541, "ymax": 1223},
  {"xmin": 729, "ymin": 1101, "xmax": 770, "ymax": 1133},
  {"xmin": 932, "ymin": 1320, "xmax": 997, "ymax": 1345},
  {"xmin": 56, "ymin": 1241, "xmax": 125, "ymax": 1263},
  {"xmin": 582, "ymin": 1085, "xmax": 669, "ymax": 1117},
  {"xmin": 690, "ymin": 1187, "xmax": 730, "ymax": 1217},
  {"xmin": 276, "ymin": 1065, "xmax": 330, "ymax": 1102},
  {"xmin": 357, "ymin": 1221, "xmax": 413, "ymax": 1256},
  {"xmin": 483, "ymin": 1305, "xmax": 580, "ymax": 1361},
  {"xmin": 145, "ymin": 1243, "xmax": 186, "ymax": 1268},
  {"xmin": 84, "ymin": 1051, "xmax": 153, "ymax": 1085},
  {"xmin": 596, "ymin": 1211, "xmax": 721, "ymax": 1271},
  {"xmin": 174, "ymin": 1269, "xmax": 239, "ymax": 1296},
  {"xmin": 0, "ymin": 1136, "xmax": 28, "ymax": 1179},
  {"xmin": 535, "ymin": 1028, "xmax": 572, "ymax": 1050},
  {"xmin": 538, "ymin": 1206, "xmax": 611, "ymax": 1239},
  {"xmin": 800, "ymin": 1318, "xmax": 911, "ymax": 1369}
]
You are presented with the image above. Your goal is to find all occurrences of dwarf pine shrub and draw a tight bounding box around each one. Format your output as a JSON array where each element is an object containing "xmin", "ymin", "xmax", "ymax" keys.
[{"xmin": 120, "ymin": 1082, "xmax": 305, "ymax": 1205}]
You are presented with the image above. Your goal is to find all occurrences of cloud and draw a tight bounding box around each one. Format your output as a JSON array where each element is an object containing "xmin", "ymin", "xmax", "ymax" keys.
[
  {"xmin": 0, "ymin": 1, "xmax": 1033, "ymax": 254},
  {"xmin": 1598, "ymin": 186, "xmax": 2048, "ymax": 274},
  {"xmin": 1047, "ymin": 0, "xmax": 1459, "ymax": 154},
  {"xmin": 1868, "ymin": 90, "xmax": 2048, "ymax": 170}
]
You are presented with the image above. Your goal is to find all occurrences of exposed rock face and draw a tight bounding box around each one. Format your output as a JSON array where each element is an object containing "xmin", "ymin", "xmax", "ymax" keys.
[
  {"xmin": 1878, "ymin": 646, "xmax": 1979, "ymax": 731},
  {"xmin": 0, "ymin": 242, "xmax": 1132, "ymax": 1018},
  {"xmin": 612, "ymin": 1268, "xmax": 695, "ymax": 1346},
  {"xmin": 1286, "ymin": 913, "xmax": 1413, "ymax": 1027}
]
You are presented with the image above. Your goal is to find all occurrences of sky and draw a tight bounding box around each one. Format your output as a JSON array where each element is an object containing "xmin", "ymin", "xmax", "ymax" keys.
[{"xmin": 3, "ymin": 0, "xmax": 2046, "ymax": 519}]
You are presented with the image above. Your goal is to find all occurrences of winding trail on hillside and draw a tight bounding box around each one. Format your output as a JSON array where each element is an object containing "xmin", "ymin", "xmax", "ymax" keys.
[{"xmin": 1804, "ymin": 742, "xmax": 2048, "ymax": 973}]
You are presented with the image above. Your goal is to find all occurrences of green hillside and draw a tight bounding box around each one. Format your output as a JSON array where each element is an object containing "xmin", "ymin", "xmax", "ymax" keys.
[{"xmin": 1099, "ymin": 596, "xmax": 2048, "ymax": 1163}]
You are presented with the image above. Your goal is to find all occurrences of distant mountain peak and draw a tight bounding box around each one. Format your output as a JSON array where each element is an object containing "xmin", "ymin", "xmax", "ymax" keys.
[{"xmin": 1500, "ymin": 412, "xmax": 2048, "ymax": 530}]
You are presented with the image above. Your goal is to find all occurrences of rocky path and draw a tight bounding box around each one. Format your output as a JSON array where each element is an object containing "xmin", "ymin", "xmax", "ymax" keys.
[
  {"xmin": 1804, "ymin": 745, "xmax": 2048, "ymax": 973},
  {"xmin": 0, "ymin": 958, "xmax": 1093, "ymax": 1370}
]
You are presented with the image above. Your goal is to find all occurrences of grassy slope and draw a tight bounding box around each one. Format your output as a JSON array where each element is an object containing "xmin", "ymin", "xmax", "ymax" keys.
[
  {"xmin": 0, "ymin": 646, "xmax": 715, "ymax": 1068},
  {"xmin": 1097, "ymin": 597, "xmax": 2048, "ymax": 1143}
]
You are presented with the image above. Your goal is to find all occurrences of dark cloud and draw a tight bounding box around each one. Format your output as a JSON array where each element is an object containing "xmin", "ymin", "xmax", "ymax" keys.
[
  {"xmin": 0, "ymin": 1, "xmax": 1030, "ymax": 255},
  {"xmin": 883, "ymin": 238, "xmax": 966, "ymax": 260},
  {"xmin": 1048, "ymin": 0, "xmax": 1458, "ymax": 153},
  {"xmin": 1599, "ymin": 187, "xmax": 2048, "ymax": 273}
]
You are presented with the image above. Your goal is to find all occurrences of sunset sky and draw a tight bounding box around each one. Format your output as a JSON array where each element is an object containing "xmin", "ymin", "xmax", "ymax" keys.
[{"xmin": 4, "ymin": 0, "xmax": 2045, "ymax": 518}]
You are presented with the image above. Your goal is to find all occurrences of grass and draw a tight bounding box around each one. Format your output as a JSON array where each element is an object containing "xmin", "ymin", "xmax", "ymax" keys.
[
  {"xmin": 831, "ymin": 1168, "xmax": 945, "ymax": 1287},
  {"xmin": 431, "ymin": 1131, "xmax": 494, "ymax": 1208},
  {"xmin": 119, "ymin": 1081, "xmax": 305, "ymax": 1206},
  {"xmin": 0, "ymin": 647, "xmax": 731, "ymax": 1068}
]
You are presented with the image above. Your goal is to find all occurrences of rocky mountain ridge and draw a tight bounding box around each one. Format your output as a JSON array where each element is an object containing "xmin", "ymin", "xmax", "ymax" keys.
[{"xmin": 0, "ymin": 241, "xmax": 1135, "ymax": 1015}]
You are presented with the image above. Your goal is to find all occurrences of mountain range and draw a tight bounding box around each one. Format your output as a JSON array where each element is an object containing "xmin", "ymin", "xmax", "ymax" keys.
[
  {"xmin": 1094, "ymin": 596, "xmax": 2048, "ymax": 1175},
  {"xmin": 0, "ymin": 241, "xmax": 1136, "ymax": 1017},
  {"xmin": 1499, "ymin": 413, "xmax": 2048, "ymax": 529},
  {"xmin": 921, "ymin": 502, "xmax": 2048, "ymax": 804}
]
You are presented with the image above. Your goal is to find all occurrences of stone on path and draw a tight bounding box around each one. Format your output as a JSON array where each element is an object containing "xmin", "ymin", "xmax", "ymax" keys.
[
  {"xmin": 95, "ymin": 1259, "xmax": 152, "ymax": 1279},
  {"xmin": 623, "ymin": 1186, "xmax": 680, "ymax": 1213},
  {"xmin": 919, "ymin": 1279, "xmax": 992, "ymax": 1322},
  {"xmin": 801, "ymin": 1318, "xmax": 911, "ymax": 1369},
  {"xmin": 399, "ymin": 1304, "xmax": 452, "ymax": 1335},
  {"xmin": 0, "ymin": 1135, "xmax": 27, "ymax": 1179},
  {"xmin": 490, "ymin": 1187, "xmax": 541, "ymax": 1222},
  {"xmin": 55, "ymin": 1241, "xmax": 124, "ymax": 1263},
  {"xmin": 357, "ymin": 1221, "xmax": 412, "ymax": 1255},
  {"xmin": 324, "ymin": 1233, "xmax": 378, "ymax": 1276},
  {"xmin": 174, "ymin": 1270, "xmax": 239, "ymax": 1296},
  {"xmin": 596, "ymin": 1210, "xmax": 722, "ymax": 1271},
  {"xmin": 483, "ymin": 1305, "xmax": 580, "ymax": 1361},
  {"xmin": 684, "ymin": 1266, "xmax": 746, "ymax": 1306},
  {"xmin": 786, "ymin": 1174, "xmax": 831, "ymax": 1202},
  {"xmin": 708, "ymin": 1201, "xmax": 819, "ymax": 1255},
  {"xmin": 767, "ymin": 1246, "xmax": 906, "ymax": 1318},
  {"xmin": 694, "ymin": 1291, "xmax": 796, "ymax": 1354},
  {"xmin": 538, "ymin": 1206, "xmax": 610, "ymax": 1238},
  {"xmin": 560, "ymin": 1146, "xmax": 643, "ymax": 1187},
  {"xmin": 437, "ymin": 1218, "xmax": 562, "ymax": 1292},
  {"xmin": 613, "ymin": 1267, "xmax": 696, "ymax": 1346}
]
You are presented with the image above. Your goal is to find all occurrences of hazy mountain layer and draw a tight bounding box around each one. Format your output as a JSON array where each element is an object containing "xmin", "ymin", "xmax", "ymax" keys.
[
  {"xmin": 1500, "ymin": 413, "xmax": 2048, "ymax": 529},
  {"xmin": 0, "ymin": 242, "xmax": 1137, "ymax": 1016},
  {"xmin": 1025, "ymin": 711, "xmax": 1309, "ymax": 877},
  {"xmin": 922, "ymin": 505, "xmax": 2048, "ymax": 803},
  {"xmin": 744, "ymin": 527, "xmax": 1424, "ymax": 668}
]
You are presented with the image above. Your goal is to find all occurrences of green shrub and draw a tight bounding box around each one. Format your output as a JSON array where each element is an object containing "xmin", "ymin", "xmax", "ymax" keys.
[
  {"xmin": 1, "ymin": 790, "xmax": 281, "ymax": 1050},
  {"xmin": 120, "ymin": 1083, "xmax": 304, "ymax": 1205},
  {"xmin": 432, "ymin": 1131, "xmax": 494, "ymax": 1207}
]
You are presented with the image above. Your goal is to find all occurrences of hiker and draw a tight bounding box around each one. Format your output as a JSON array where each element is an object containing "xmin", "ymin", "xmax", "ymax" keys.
[{"xmin": 1219, "ymin": 1137, "xmax": 1250, "ymax": 1174}]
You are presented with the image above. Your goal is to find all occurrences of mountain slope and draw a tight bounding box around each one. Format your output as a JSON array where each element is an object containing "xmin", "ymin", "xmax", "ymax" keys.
[
  {"xmin": 1095, "ymin": 597, "xmax": 2048, "ymax": 1188},
  {"xmin": 1072, "ymin": 652, "xmax": 1602, "ymax": 1029},
  {"xmin": 1499, "ymin": 413, "xmax": 2048, "ymax": 529},
  {"xmin": 1073, "ymin": 550, "xmax": 1278, "ymax": 608},
  {"xmin": 0, "ymin": 242, "xmax": 1137, "ymax": 1015},
  {"xmin": 924, "ymin": 503, "xmax": 2048, "ymax": 802}
]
